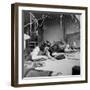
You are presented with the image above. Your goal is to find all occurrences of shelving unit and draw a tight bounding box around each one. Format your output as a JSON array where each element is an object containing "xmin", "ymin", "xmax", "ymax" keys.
[{"xmin": 24, "ymin": 12, "xmax": 39, "ymax": 52}]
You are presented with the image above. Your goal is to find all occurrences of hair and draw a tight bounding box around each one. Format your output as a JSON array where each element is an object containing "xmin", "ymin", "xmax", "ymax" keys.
[{"xmin": 39, "ymin": 42, "xmax": 46, "ymax": 52}]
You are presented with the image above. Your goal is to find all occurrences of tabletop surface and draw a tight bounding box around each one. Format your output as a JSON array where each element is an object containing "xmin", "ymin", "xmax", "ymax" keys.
[{"xmin": 35, "ymin": 52, "xmax": 80, "ymax": 75}]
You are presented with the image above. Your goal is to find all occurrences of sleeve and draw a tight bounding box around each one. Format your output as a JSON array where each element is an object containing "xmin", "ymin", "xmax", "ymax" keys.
[{"xmin": 31, "ymin": 46, "xmax": 40, "ymax": 57}]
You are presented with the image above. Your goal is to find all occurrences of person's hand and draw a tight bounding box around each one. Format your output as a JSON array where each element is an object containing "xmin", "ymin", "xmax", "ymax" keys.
[
  {"xmin": 41, "ymin": 56, "xmax": 48, "ymax": 60},
  {"xmin": 48, "ymin": 57, "xmax": 55, "ymax": 61}
]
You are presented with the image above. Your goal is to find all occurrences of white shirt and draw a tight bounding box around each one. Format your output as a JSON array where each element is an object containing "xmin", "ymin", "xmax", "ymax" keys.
[{"xmin": 31, "ymin": 46, "xmax": 48, "ymax": 61}]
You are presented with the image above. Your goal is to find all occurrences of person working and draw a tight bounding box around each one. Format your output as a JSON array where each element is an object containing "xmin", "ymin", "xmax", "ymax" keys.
[{"xmin": 31, "ymin": 42, "xmax": 53, "ymax": 61}]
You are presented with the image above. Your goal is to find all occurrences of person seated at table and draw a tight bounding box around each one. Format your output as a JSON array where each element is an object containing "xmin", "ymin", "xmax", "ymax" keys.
[
  {"xmin": 31, "ymin": 42, "xmax": 53, "ymax": 61},
  {"xmin": 64, "ymin": 42, "xmax": 77, "ymax": 52},
  {"xmin": 70, "ymin": 41, "xmax": 77, "ymax": 51},
  {"xmin": 49, "ymin": 40, "xmax": 66, "ymax": 53},
  {"xmin": 64, "ymin": 44, "xmax": 72, "ymax": 52},
  {"xmin": 48, "ymin": 41, "xmax": 66, "ymax": 60}
]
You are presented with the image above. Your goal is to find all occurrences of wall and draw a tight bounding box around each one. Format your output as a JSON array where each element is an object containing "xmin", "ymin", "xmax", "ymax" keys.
[
  {"xmin": 43, "ymin": 19, "xmax": 64, "ymax": 43},
  {"xmin": 64, "ymin": 15, "xmax": 80, "ymax": 47},
  {"xmin": 65, "ymin": 15, "xmax": 80, "ymax": 34},
  {"xmin": 43, "ymin": 14, "xmax": 80, "ymax": 46},
  {"xmin": 0, "ymin": 0, "xmax": 89, "ymax": 90}
]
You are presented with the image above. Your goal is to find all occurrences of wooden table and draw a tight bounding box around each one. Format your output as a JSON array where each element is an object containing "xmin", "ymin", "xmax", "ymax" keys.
[{"xmin": 35, "ymin": 52, "xmax": 80, "ymax": 75}]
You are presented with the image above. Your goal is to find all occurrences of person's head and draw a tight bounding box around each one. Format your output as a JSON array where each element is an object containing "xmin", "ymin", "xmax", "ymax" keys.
[
  {"xmin": 45, "ymin": 40, "xmax": 51, "ymax": 47},
  {"xmin": 39, "ymin": 41, "xmax": 51, "ymax": 52},
  {"xmin": 39, "ymin": 42, "xmax": 47, "ymax": 52}
]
